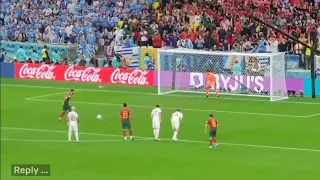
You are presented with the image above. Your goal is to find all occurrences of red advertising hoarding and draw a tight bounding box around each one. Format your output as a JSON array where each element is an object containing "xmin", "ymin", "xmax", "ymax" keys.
[{"xmin": 15, "ymin": 63, "xmax": 154, "ymax": 86}]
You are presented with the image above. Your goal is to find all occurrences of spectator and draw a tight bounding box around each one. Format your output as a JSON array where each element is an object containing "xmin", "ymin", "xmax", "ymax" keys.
[
  {"xmin": 144, "ymin": 53, "xmax": 151, "ymax": 70},
  {"xmin": 16, "ymin": 46, "xmax": 27, "ymax": 63},
  {"xmin": 51, "ymin": 50, "xmax": 61, "ymax": 64},
  {"xmin": 140, "ymin": 31, "xmax": 149, "ymax": 47},
  {"xmin": 30, "ymin": 50, "xmax": 41, "ymax": 62},
  {"xmin": 184, "ymin": 38, "xmax": 194, "ymax": 49},
  {"xmin": 41, "ymin": 45, "xmax": 49, "ymax": 62},
  {"xmin": 232, "ymin": 61, "xmax": 242, "ymax": 75},
  {"xmin": 90, "ymin": 57, "xmax": 99, "ymax": 67},
  {"xmin": 196, "ymin": 35, "xmax": 205, "ymax": 50},
  {"xmin": 112, "ymin": 54, "xmax": 121, "ymax": 68},
  {"xmin": 305, "ymin": 39, "xmax": 312, "ymax": 70},
  {"xmin": 258, "ymin": 35, "xmax": 267, "ymax": 53},
  {"xmin": 269, "ymin": 37, "xmax": 279, "ymax": 53},
  {"xmin": 147, "ymin": 59, "xmax": 155, "ymax": 70},
  {"xmin": 0, "ymin": 49, "xmax": 6, "ymax": 63}
]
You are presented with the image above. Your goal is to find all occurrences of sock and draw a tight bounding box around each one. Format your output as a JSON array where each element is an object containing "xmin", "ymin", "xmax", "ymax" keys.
[
  {"xmin": 68, "ymin": 132, "xmax": 72, "ymax": 141},
  {"xmin": 215, "ymin": 89, "xmax": 220, "ymax": 96},
  {"xmin": 210, "ymin": 139, "xmax": 213, "ymax": 146},
  {"xmin": 129, "ymin": 130, "xmax": 133, "ymax": 136},
  {"xmin": 206, "ymin": 88, "xmax": 210, "ymax": 96},
  {"xmin": 153, "ymin": 129, "xmax": 156, "ymax": 138},
  {"xmin": 155, "ymin": 129, "xmax": 160, "ymax": 139},
  {"xmin": 60, "ymin": 112, "xmax": 66, "ymax": 118},
  {"xmin": 173, "ymin": 132, "xmax": 178, "ymax": 139},
  {"xmin": 75, "ymin": 132, "xmax": 79, "ymax": 142},
  {"xmin": 123, "ymin": 130, "xmax": 126, "ymax": 137}
]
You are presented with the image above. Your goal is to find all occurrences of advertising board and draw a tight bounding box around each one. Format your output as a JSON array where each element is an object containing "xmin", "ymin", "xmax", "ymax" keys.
[{"xmin": 15, "ymin": 63, "xmax": 154, "ymax": 86}]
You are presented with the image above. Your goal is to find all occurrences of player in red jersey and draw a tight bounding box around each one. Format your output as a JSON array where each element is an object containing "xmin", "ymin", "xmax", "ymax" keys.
[
  {"xmin": 205, "ymin": 114, "xmax": 219, "ymax": 148},
  {"xmin": 59, "ymin": 89, "xmax": 75, "ymax": 121},
  {"xmin": 120, "ymin": 103, "xmax": 134, "ymax": 141}
]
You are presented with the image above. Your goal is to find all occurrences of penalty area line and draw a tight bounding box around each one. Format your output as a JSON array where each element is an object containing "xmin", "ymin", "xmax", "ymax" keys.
[
  {"xmin": 25, "ymin": 98, "xmax": 306, "ymax": 118},
  {"xmin": 25, "ymin": 90, "xmax": 84, "ymax": 100},
  {"xmin": 2, "ymin": 126, "xmax": 320, "ymax": 153}
]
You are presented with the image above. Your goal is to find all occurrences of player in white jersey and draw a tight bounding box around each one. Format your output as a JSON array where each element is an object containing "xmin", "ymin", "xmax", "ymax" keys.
[
  {"xmin": 67, "ymin": 106, "xmax": 80, "ymax": 142},
  {"xmin": 151, "ymin": 105, "xmax": 162, "ymax": 141},
  {"xmin": 171, "ymin": 109, "xmax": 183, "ymax": 142}
]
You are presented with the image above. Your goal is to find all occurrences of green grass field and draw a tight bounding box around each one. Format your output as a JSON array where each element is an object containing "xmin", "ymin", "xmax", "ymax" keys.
[{"xmin": 1, "ymin": 78, "xmax": 320, "ymax": 180}]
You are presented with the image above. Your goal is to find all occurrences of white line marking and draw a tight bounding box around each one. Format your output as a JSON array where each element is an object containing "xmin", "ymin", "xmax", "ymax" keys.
[
  {"xmin": 25, "ymin": 90, "xmax": 83, "ymax": 100},
  {"xmin": 303, "ymin": 113, "xmax": 320, "ymax": 118},
  {"xmin": 2, "ymin": 127, "xmax": 320, "ymax": 152},
  {"xmin": 1, "ymin": 138, "xmax": 152, "ymax": 143},
  {"xmin": 3, "ymin": 83, "xmax": 320, "ymax": 105},
  {"xmin": 25, "ymin": 92, "xmax": 68, "ymax": 100},
  {"xmin": 25, "ymin": 98, "xmax": 306, "ymax": 118}
]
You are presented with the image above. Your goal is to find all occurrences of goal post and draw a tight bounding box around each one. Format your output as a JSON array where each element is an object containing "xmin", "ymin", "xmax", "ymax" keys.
[{"xmin": 157, "ymin": 48, "xmax": 288, "ymax": 102}]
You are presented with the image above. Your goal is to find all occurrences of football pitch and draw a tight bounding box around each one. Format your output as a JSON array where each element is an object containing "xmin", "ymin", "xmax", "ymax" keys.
[{"xmin": 1, "ymin": 78, "xmax": 320, "ymax": 180}]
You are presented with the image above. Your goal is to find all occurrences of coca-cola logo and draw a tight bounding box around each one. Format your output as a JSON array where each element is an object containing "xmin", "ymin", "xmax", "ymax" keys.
[
  {"xmin": 64, "ymin": 66, "xmax": 102, "ymax": 83},
  {"xmin": 18, "ymin": 64, "xmax": 56, "ymax": 79},
  {"xmin": 110, "ymin": 69, "xmax": 150, "ymax": 85}
]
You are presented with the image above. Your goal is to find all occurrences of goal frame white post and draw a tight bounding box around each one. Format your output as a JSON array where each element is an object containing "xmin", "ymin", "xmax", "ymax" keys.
[{"xmin": 157, "ymin": 49, "xmax": 289, "ymax": 102}]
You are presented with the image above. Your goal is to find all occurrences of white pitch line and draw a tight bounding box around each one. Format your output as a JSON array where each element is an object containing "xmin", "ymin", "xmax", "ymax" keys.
[
  {"xmin": 1, "ymin": 138, "xmax": 152, "ymax": 143},
  {"xmin": 303, "ymin": 113, "xmax": 320, "ymax": 118},
  {"xmin": 25, "ymin": 92, "xmax": 68, "ymax": 100},
  {"xmin": 3, "ymin": 83, "xmax": 320, "ymax": 105},
  {"xmin": 25, "ymin": 98, "xmax": 306, "ymax": 118},
  {"xmin": 25, "ymin": 90, "xmax": 83, "ymax": 100},
  {"xmin": 2, "ymin": 127, "xmax": 320, "ymax": 152}
]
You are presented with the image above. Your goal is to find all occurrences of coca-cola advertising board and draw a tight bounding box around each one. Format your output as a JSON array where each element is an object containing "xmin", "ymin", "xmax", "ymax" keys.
[
  {"xmin": 156, "ymin": 71, "xmax": 304, "ymax": 92},
  {"xmin": 15, "ymin": 63, "xmax": 154, "ymax": 86}
]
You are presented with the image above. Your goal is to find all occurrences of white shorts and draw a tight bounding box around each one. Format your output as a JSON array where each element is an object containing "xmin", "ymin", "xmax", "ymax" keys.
[
  {"xmin": 68, "ymin": 124, "xmax": 79, "ymax": 132},
  {"xmin": 171, "ymin": 120, "xmax": 180, "ymax": 130},
  {"xmin": 152, "ymin": 120, "xmax": 160, "ymax": 129}
]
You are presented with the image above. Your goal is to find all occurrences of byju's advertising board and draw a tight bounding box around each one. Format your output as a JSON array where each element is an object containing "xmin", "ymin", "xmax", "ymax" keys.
[{"xmin": 156, "ymin": 71, "xmax": 304, "ymax": 93}]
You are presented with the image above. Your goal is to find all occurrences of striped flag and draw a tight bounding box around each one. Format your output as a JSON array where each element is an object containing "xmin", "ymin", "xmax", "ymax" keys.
[
  {"xmin": 78, "ymin": 44, "xmax": 96, "ymax": 59},
  {"xmin": 114, "ymin": 46, "xmax": 139, "ymax": 68}
]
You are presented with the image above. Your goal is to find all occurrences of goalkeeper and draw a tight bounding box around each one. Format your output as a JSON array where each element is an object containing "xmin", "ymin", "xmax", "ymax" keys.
[{"xmin": 206, "ymin": 70, "xmax": 220, "ymax": 98}]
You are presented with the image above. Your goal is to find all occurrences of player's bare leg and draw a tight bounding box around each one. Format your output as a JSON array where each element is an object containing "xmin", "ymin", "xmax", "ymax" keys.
[
  {"xmin": 215, "ymin": 87, "xmax": 220, "ymax": 97},
  {"xmin": 209, "ymin": 137, "xmax": 213, "ymax": 148},
  {"xmin": 123, "ymin": 129, "xmax": 127, "ymax": 141},
  {"xmin": 213, "ymin": 138, "xmax": 218, "ymax": 147},
  {"xmin": 129, "ymin": 129, "xmax": 134, "ymax": 140},
  {"xmin": 59, "ymin": 111, "xmax": 66, "ymax": 121},
  {"xmin": 205, "ymin": 86, "xmax": 210, "ymax": 98}
]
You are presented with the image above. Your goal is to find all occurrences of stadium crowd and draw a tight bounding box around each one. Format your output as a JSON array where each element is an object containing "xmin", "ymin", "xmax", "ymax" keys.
[{"xmin": 0, "ymin": 0, "xmax": 320, "ymax": 68}]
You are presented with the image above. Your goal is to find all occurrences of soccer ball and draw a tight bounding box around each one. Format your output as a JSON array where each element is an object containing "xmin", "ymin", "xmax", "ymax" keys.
[{"xmin": 97, "ymin": 114, "xmax": 102, "ymax": 120}]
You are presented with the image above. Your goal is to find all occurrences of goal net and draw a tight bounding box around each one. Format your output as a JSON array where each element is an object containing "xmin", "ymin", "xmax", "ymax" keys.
[{"xmin": 157, "ymin": 49, "xmax": 288, "ymax": 102}]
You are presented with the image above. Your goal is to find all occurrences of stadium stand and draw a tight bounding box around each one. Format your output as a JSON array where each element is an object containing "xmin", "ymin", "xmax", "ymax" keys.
[{"xmin": 0, "ymin": 0, "xmax": 319, "ymax": 70}]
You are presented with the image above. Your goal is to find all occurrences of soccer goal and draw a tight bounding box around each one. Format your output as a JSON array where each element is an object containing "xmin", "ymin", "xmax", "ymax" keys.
[{"xmin": 157, "ymin": 48, "xmax": 288, "ymax": 102}]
